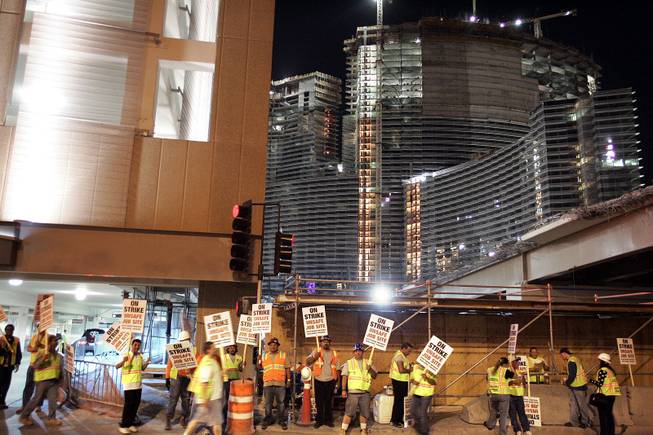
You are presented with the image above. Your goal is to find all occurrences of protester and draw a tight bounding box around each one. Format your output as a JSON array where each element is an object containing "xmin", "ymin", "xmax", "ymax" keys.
[
  {"xmin": 257, "ymin": 337, "xmax": 290, "ymax": 430},
  {"xmin": 185, "ymin": 341, "xmax": 224, "ymax": 435},
  {"xmin": 590, "ymin": 353, "xmax": 621, "ymax": 435},
  {"xmin": 222, "ymin": 343, "xmax": 243, "ymax": 426},
  {"xmin": 508, "ymin": 358, "xmax": 531, "ymax": 435},
  {"xmin": 527, "ymin": 347, "xmax": 549, "ymax": 384},
  {"xmin": 17, "ymin": 329, "xmax": 46, "ymax": 415},
  {"xmin": 484, "ymin": 356, "xmax": 514, "ymax": 435},
  {"xmin": 410, "ymin": 363, "xmax": 436, "ymax": 435},
  {"xmin": 306, "ymin": 335, "xmax": 339, "ymax": 428},
  {"xmin": 18, "ymin": 335, "xmax": 62, "ymax": 426},
  {"xmin": 0, "ymin": 324, "xmax": 22, "ymax": 409},
  {"xmin": 116, "ymin": 338, "xmax": 151, "ymax": 434},
  {"xmin": 340, "ymin": 343, "xmax": 378, "ymax": 435},
  {"xmin": 165, "ymin": 331, "xmax": 195, "ymax": 430},
  {"xmin": 389, "ymin": 342, "xmax": 413, "ymax": 428},
  {"xmin": 560, "ymin": 348, "xmax": 593, "ymax": 428}
]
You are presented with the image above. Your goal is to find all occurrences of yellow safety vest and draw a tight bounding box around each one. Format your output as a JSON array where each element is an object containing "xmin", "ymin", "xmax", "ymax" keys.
[
  {"xmin": 0, "ymin": 337, "xmax": 20, "ymax": 366},
  {"xmin": 33, "ymin": 351, "xmax": 61, "ymax": 382},
  {"xmin": 487, "ymin": 366, "xmax": 510, "ymax": 395},
  {"xmin": 390, "ymin": 350, "xmax": 410, "ymax": 382},
  {"xmin": 347, "ymin": 358, "xmax": 372, "ymax": 392},
  {"xmin": 568, "ymin": 356, "xmax": 588, "ymax": 388},
  {"xmin": 29, "ymin": 335, "xmax": 47, "ymax": 365},
  {"xmin": 188, "ymin": 356, "xmax": 217, "ymax": 401},
  {"xmin": 224, "ymin": 354, "xmax": 243, "ymax": 380},
  {"xmin": 597, "ymin": 368, "xmax": 621, "ymax": 396},
  {"xmin": 122, "ymin": 352, "xmax": 143, "ymax": 386},
  {"xmin": 411, "ymin": 365, "xmax": 436, "ymax": 397},
  {"xmin": 509, "ymin": 368, "xmax": 525, "ymax": 397},
  {"xmin": 527, "ymin": 355, "xmax": 546, "ymax": 383}
]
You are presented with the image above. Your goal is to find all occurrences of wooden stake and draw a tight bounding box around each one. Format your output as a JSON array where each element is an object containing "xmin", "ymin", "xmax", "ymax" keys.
[
  {"xmin": 526, "ymin": 363, "xmax": 531, "ymax": 397},
  {"xmin": 315, "ymin": 337, "xmax": 320, "ymax": 352},
  {"xmin": 242, "ymin": 345, "xmax": 248, "ymax": 383},
  {"xmin": 368, "ymin": 347, "xmax": 375, "ymax": 364},
  {"xmin": 628, "ymin": 364, "xmax": 635, "ymax": 387}
]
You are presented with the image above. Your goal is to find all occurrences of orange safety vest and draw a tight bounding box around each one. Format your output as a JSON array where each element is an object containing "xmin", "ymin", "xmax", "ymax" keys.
[
  {"xmin": 313, "ymin": 350, "xmax": 339, "ymax": 379},
  {"xmin": 262, "ymin": 351, "xmax": 287, "ymax": 384}
]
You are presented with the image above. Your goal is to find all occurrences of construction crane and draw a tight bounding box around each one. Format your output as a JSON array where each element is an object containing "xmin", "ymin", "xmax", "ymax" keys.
[{"xmin": 509, "ymin": 9, "xmax": 577, "ymax": 39}]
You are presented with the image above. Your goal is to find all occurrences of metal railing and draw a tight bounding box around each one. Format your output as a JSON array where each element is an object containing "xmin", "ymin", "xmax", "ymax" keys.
[{"xmin": 71, "ymin": 359, "xmax": 124, "ymax": 407}]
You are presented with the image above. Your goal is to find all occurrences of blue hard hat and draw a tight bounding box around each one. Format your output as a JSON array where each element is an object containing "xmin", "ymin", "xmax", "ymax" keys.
[{"xmin": 353, "ymin": 343, "xmax": 364, "ymax": 352}]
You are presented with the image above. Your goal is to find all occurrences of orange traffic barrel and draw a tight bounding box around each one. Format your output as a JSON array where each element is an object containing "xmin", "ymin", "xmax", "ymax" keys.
[{"xmin": 227, "ymin": 379, "xmax": 255, "ymax": 434}]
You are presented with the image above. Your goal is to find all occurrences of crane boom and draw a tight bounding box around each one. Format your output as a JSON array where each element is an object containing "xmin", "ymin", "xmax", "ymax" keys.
[{"xmin": 524, "ymin": 9, "xmax": 577, "ymax": 39}]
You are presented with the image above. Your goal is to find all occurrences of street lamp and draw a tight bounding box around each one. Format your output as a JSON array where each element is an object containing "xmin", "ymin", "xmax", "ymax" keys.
[{"xmin": 371, "ymin": 284, "xmax": 392, "ymax": 304}]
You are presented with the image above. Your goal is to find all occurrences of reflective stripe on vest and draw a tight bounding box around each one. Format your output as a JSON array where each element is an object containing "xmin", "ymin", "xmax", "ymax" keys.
[
  {"xmin": 569, "ymin": 356, "xmax": 588, "ymax": 387},
  {"xmin": 0, "ymin": 337, "xmax": 20, "ymax": 367},
  {"xmin": 122, "ymin": 353, "xmax": 143, "ymax": 386},
  {"xmin": 411, "ymin": 365, "xmax": 436, "ymax": 397},
  {"xmin": 313, "ymin": 350, "xmax": 339, "ymax": 379},
  {"xmin": 34, "ymin": 351, "xmax": 61, "ymax": 382},
  {"xmin": 390, "ymin": 350, "xmax": 410, "ymax": 382},
  {"xmin": 224, "ymin": 354, "xmax": 243, "ymax": 380},
  {"xmin": 347, "ymin": 358, "xmax": 372, "ymax": 392},
  {"xmin": 29, "ymin": 335, "xmax": 47, "ymax": 365},
  {"xmin": 487, "ymin": 366, "xmax": 510, "ymax": 395},
  {"xmin": 509, "ymin": 369, "xmax": 525, "ymax": 396},
  {"xmin": 262, "ymin": 351, "xmax": 286, "ymax": 383},
  {"xmin": 188, "ymin": 356, "xmax": 216, "ymax": 401},
  {"xmin": 598, "ymin": 368, "xmax": 621, "ymax": 396}
]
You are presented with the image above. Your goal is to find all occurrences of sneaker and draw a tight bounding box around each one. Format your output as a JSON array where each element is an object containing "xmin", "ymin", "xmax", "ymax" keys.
[
  {"xmin": 118, "ymin": 428, "xmax": 131, "ymax": 434},
  {"xmin": 19, "ymin": 416, "xmax": 34, "ymax": 426},
  {"xmin": 129, "ymin": 426, "xmax": 139, "ymax": 433},
  {"xmin": 46, "ymin": 418, "xmax": 63, "ymax": 426}
]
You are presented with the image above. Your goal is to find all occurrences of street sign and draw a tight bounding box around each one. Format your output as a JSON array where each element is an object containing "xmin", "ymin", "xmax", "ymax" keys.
[
  {"xmin": 121, "ymin": 299, "xmax": 147, "ymax": 333},
  {"xmin": 617, "ymin": 338, "xmax": 636, "ymax": 365},
  {"xmin": 166, "ymin": 340, "xmax": 197, "ymax": 370},
  {"xmin": 38, "ymin": 295, "xmax": 54, "ymax": 333},
  {"xmin": 507, "ymin": 323, "xmax": 519, "ymax": 354},
  {"xmin": 417, "ymin": 335, "xmax": 454, "ymax": 375},
  {"xmin": 363, "ymin": 314, "xmax": 394, "ymax": 351},
  {"xmin": 524, "ymin": 396, "xmax": 542, "ymax": 427},
  {"xmin": 236, "ymin": 315, "xmax": 258, "ymax": 346},
  {"xmin": 251, "ymin": 303, "xmax": 272, "ymax": 334},
  {"xmin": 204, "ymin": 311, "xmax": 235, "ymax": 347},
  {"xmin": 302, "ymin": 305, "xmax": 328, "ymax": 338}
]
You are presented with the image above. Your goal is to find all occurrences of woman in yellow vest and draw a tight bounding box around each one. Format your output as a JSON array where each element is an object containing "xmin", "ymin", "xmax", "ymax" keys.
[
  {"xmin": 410, "ymin": 363, "xmax": 436, "ymax": 435},
  {"xmin": 18, "ymin": 334, "xmax": 62, "ymax": 427},
  {"xmin": 508, "ymin": 358, "xmax": 531, "ymax": 435},
  {"xmin": 589, "ymin": 353, "xmax": 621, "ymax": 435},
  {"xmin": 389, "ymin": 342, "xmax": 413, "ymax": 428},
  {"xmin": 340, "ymin": 343, "xmax": 378, "ymax": 435},
  {"xmin": 484, "ymin": 357, "xmax": 514, "ymax": 435},
  {"xmin": 116, "ymin": 338, "xmax": 151, "ymax": 434},
  {"xmin": 0, "ymin": 324, "xmax": 22, "ymax": 410},
  {"xmin": 186, "ymin": 341, "xmax": 223, "ymax": 435}
]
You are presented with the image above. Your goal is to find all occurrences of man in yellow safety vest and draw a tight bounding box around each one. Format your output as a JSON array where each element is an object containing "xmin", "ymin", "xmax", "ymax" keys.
[
  {"xmin": 389, "ymin": 342, "xmax": 413, "ymax": 428},
  {"xmin": 18, "ymin": 334, "xmax": 61, "ymax": 427},
  {"xmin": 306, "ymin": 335, "xmax": 339, "ymax": 428},
  {"xmin": 17, "ymin": 329, "xmax": 46, "ymax": 414},
  {"xmin": 257, "ymin": 337, "xmax": 290, "ymax": 430},
  {"xmin": 410, "ymin": 363, "xmax": 436, "ymax": 435},
  {"xmin": 340, "ymin": 343, "xmax": 378, "ymax": 435},
  {"xmin": 560, "ymin": 347, "xmax": 593, "ymax": 428},
  {"xmin": 0, "ymin": 324, "xmax": 22, "ymax": 409},
  {"xmin": 116, "ymin": 338, "xmax": 151, "ymax": 434},
  {"xmin": 222, "ymin": 343, "xmax": 243, "ymax": 426},
  {"xmin": 165, "ymin": 331, "xmax": 196, "ymax": 430}
]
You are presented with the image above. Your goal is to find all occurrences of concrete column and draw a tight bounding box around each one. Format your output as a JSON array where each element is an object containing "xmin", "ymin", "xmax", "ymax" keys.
[{"xmin": 0, "ymin": 0, "xmax": 24, "ymax": 124}]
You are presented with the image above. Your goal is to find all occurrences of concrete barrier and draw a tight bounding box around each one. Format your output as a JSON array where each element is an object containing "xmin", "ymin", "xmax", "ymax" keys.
[
  {"xmin": 460, "ymin": 384, "xmax": 632, "ymax": 426},
  {"xmin": 628, "ymin": 386, "xmax": 653, "ymax": 426}
]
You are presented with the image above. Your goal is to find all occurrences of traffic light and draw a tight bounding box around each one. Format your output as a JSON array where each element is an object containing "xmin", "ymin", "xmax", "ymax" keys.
[
  {"xmin": 230, "ymin": 201, "xmax": 252, "ymax": 272},
  {"xmin": 274, "ymin": 231, "xmax": 293, "ymax": 275},
  {"xmin": 236, "ymin": 296, "xmax": 252, "ymax": 316}
]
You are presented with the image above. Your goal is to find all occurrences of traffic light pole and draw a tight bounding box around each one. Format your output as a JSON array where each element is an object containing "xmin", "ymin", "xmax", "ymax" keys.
[{"xmin": 251, "ymin": 202, "xmax": 281, "ymax": 299}]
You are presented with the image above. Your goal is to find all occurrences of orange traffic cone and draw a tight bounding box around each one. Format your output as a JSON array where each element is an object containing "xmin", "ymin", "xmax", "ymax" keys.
[{"xmin": 298, "ymin": 369, "xmax": 313, "ymax": 425}]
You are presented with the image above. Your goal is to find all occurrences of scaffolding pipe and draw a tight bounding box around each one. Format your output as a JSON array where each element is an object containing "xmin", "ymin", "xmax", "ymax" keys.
[
  {"xmin": 437, "ymin": 309, "xmax": 549, "ymax": 395},
  {"xmin": 291, "ymin": 274, "xmax": 300, "ymax": 422},
  {"xmin": 427, "ymin": 280, "xmax": 432, "ymax": 339},
  {"xmin": 547, "ymin": 284, "xmax": 557, "ymax": 374}
]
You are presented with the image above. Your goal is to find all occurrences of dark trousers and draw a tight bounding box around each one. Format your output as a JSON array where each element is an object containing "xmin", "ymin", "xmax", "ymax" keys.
[
  {"xmin": 509, "ymin": 395, "xmax": 531, "ymax": 432},
  {"xmin": 263, "ymin": 386, "xmax": 286, "ymax": 424},
  {"xmin": 411, "ymin": 394, "xmax": 432, "ymax": 435},
  {"xmin": 0, "ymin": 366, "xmax": 13, "ymax": 405},
  {"xmin": 120, "ymin": 389, "xmax": 142, "ymax": 428},
  {"xmin": 391, "ymin": 379, "xmax": 409, "ymax": 425},
  {"xmin": 166, "ymin": 376, "xmax": 190, "ymax": 420},
  {"xmin": 596, "ymin": 396, "xmax": 616, "ymax": 435},
  {"xmin": 20, "ymin": 380, "xmax": 58, "ymax": 419},
  {"xmin": 223, "ymin": 380, "xmax": 232, "ymax": 424},
  {"xmin": 314, "ymin": 379, "xmax": 335, "ymax": 425}
]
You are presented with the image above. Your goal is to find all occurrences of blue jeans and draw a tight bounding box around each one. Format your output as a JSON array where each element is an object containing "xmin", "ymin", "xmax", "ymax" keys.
[
  {"xmin": 410, "ymin": 394, "xmax": 432, "ymax": 435},
  {"xmin": 485, "ymin": 394, "xmax": 510, "ymax": 435},
  {"xmin": 263, "ymin": 386, "xmax": 286, "ymax": 424},
  {"xmin": 166, "ymin": 376, "xmax": 191, "ymax": 420}
]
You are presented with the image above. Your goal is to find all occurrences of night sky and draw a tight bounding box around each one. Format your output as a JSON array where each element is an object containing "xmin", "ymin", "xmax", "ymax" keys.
[{"xmin": 272, "ymin": 0, "xmax": 652, "ymax": 185}]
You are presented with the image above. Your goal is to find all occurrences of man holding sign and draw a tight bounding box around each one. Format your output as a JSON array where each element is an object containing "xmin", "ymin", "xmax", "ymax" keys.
[
  {"xmin": 0, "ymin": 324, "xmax": 22, "ymax": 409},
  {"xmin": 165, "ymin": 331, "xmax": 196, "ymax": 430},
  {"xmin": 306, "ymin": 335, "xmax": 339, "ymax": 428},
  {"xmin": 116, "ymin": 338, "xmax": 151, "ymax": 434},
  {"xmin": 340, "ymin": 343, "xmax": 378, "ymax": 435},
  {"xmin": 410, "ymin": 363, "xmax": 437, "ymax": 435}
]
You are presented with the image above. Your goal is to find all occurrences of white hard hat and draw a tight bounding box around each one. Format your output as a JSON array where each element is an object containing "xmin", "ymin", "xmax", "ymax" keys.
[
  {"xmin": 179, "ymin": 331, "xmax": 191, "ymax": 341},
  {"xmin": 598, "ymin": 353, "xmax": 611, "ymax": 363},
  {"xmin": 301, "ymin": 367, "xmax": 312, "ymax": 381}
]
